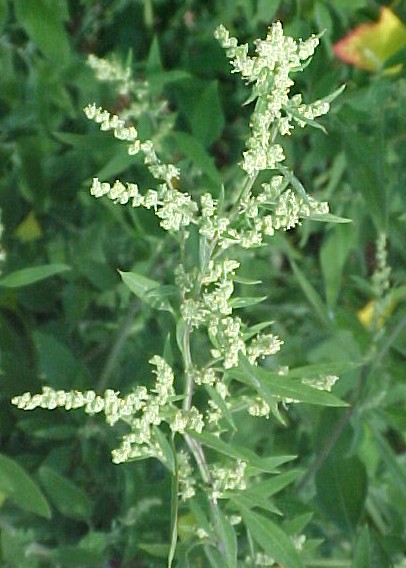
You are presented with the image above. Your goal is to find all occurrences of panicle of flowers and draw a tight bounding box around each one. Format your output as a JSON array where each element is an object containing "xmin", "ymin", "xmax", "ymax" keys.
[
  {"xmin": 214, "ymin": 22, "xmax": 326, "ymax": 179},
  {"xmin": 247, "ymin": 396, "xmax": 271, "ymax": 418},
  {"xmin": 11, "ymin": 356, "xmax": 203, "ymax": 466},
  {"xmin": 84, "ymin": 103, "xmax": 180, "ymax": 183},
  {"xmin": 302, "ymin": 375, "xmax": 339, "ymax": 392},
  {"xmin": 89, "ymin": 177, "xmax": 197, "ymax": 233},
  {"xmin": 247, "ymin": 333, "xmax": 283, "ymax": 364},
  {"xmin": 210, "ymin": 460, "xmax": 247, "ymax": 500},
  {"xmin": 84, "ymin": 103, "xmax": 201, "ymax": 233},
  {"xmin": 372, "ymin": 233, "xmax": 391, "ymax": 299},
  {"xmin": 87, "ymin": 52, "xmax": 174, "ymax": 149},
  {"xmin": 87, "ymin": 54, "xmax": 133, "ymax": 95},
  {"xmin": 0, "ymin": 211, "xmax": 6, "ymax": 273},
  {"xmin": 199, "ymin": 193, "xmax": 231, "ymax": 242},
  {"xmin": 178, "ymin": 450, "xmax": 196, "ymax": 501},
  {"xmin": 84, "ymin": 103, "xmax": 140, "ymax": 154},
  {"xmin": 366, "ymin": 232, "xmax": 393, "ymax": 334},
  {"xmin": 177, "ymin": 254, "xmax": 284, "ymax": 376}
]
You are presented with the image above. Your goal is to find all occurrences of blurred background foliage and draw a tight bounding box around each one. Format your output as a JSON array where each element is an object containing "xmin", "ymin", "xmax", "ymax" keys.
[{"xmin": 0, "ymin": 0, "xmax": 405, "ymax": 566}]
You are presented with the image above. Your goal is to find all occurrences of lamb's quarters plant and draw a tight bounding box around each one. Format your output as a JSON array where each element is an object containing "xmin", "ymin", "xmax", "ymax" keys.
[{"xmin": 12, "ymin": 22, "xmax": 351, "ymax": 567}]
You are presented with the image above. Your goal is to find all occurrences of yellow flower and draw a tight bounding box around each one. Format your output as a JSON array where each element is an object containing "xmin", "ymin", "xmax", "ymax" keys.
[{"xmin": 357, "ymin": 298, "xmax": 396, "ymax": 329}]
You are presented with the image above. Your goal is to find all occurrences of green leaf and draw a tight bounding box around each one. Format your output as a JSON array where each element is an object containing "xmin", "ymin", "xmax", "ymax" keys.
[
  {"xmin": 39, "ymin": 466, "xmax": 92, "ymax": 521},
  {"xmin": 205, "ymin": 384, "xmax": 237, "ymax": 432},
  {"xmin": 283, "ymin": 512, "xmax": 314, "ymax": 535},
  {"xmin": 321, "ymin": 84, "xmax": 346, "ymax": 105},
  {"xmin": 189, "ymin": 498, "xmax": 215, "ymax": 540},
  {"xmin": 230, "ymin": 296, "xmax": 267, "ymax": 309},
  {"xmin": 228, "ymin": 493, "xmax": 282, "ymax": 515},
  {"xmin": 239, "ymin": 470, "xmax": 302, "ymax": 501},
  {"xmin": 48, "ymin": 546, "xmax": 103, "ymax": 567},
  {"xmin": 14, "ymin": 0, "xmax": 70, "ymax": 61},
  {"xmin": 241, "ymin": 508, "xmax": 304, "ymax": 568},
  {"xmin": 187, "ymin": 430, "xmax": 296, "ymax": 473},
  {"xmin": 352, "ymin": 526, "xmax": 372, "ymax": 568},
  {"xmin": 18, "ymin": 417, "xmax": 76, "ymax": 441},
  {"xmin": 0, "ymin": 1, "xmax": 8, "ymax": 33},
  {"xmin": 176, "ymin": 319, "xmax": 188, "ymax": 361},
  {"xmin": 243, "ymin": 321, "xmax": 275, "ymax": 340},
  {"xmin": 137, "ymin": 543, "xmax": 169, "ymax": 558},
  {"xmin": 320, "ymin": 224, "xmax": 355, "ymax": 310},
  {"xmin": 119, "ymin": 270, "xmax": 173, "ymax": 311},
  {"xmin": 33, "ymin": 331, "xmax": 88, "ymax": 388},
  {"xmin": 192, "ymin": 81, "xmax": 225, "ymax": 147},
  {"xmin": 96, "ymin": 148, "xmax": 138, "ymax": 180},
  {"xmin": 233, "ymin": 276, "xmax": 262, "ymax": 285},
  {"xmin": 370, "ymin": 425, "xmax": 406, "ymax": 500},
  {"xmin": 153, "ymin": 427, "xmax": 175, "ymax": 474},
  {"xmin": 308, "ymin": 213, "xmax": 352, "ymax": 223},
  {"xmin": 215, "ymin": 508, "xmax": 237, "ymax": 568},
  {"xmin": 257, "ymin": 0, "xmax": 281, "ymax": 22},
  {"xmin": 229, "ymin": 356, "xmax": 347, "ymax": 407},
  {"xmin": 285, "ymin": 361, "xmax": 358, "ymax": 379},
  {"xmin": 290, "ymin": 260, "xmax": 330, "ymax": 326},
  {"xmin": 344, "ymin": 133, "xmax": 386, "ymax": 231},
  {"xmin": 168, "ymin": 438, "xmax": 178, "ymax": 568},
  {"xmin": 172, "ymin": 131, "xmax": 222, "ymax": 188},
  {"xmin": 285, "ymin": 106, "xmax": 327, "ymax": 133},
  {"xmin": 0, "ymin": 264, "xmax": 70, "ymax": 288},
  {"xmin": 316, "ymin": 456, "xmax": 367, "ymax": 533},
  {"xmin": 0, "ymin": 454, "xmax": 51, "ymax": 518}
]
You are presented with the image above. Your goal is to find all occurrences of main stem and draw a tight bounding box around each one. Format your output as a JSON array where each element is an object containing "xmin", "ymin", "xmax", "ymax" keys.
[{"xmin": 179, "ymin": 166, "xmax": 261, "ymax": 558}]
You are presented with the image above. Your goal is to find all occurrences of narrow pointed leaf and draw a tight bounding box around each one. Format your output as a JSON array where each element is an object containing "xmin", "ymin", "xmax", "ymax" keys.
[
  {"xmin": 119, "ymin": 270, "xmax": 172, "ymax": 311},
  {"xmin": 290, "ymin": 260, "xmax": 330, "ymax": 326},
  {"xmin": 229, "ymin": 356, "xmax": 347, "ymax": 407},
  {"xmin": 0, "ymin": 264, "xmax": 70, "ymax": 288},
  {"xmin": 168, "ymin": 438, "xmax": 178, "ymax": 568},
  {"xmin": 205, "ymin": 384, "xmax": 237, "ymax": 432},
  {"xmin": 187, "ymin": 430, "xmax": 296, "ymax": 473},
  {"xmin": 228, "ymin": 493, "xmax": 282, "ymax": 516},
  {"xmin": 316, "ymin": 456, "xmax": 367, "ymax": 534},
  {"xmin": 0, "ymin": 454, "xmax": 51, "ymax": 519},
  {"xmin": 216, "ymin": 508, "xmax": 237, "ymax": 568},
  {"xmin": 39, "ymin": 466, "xmax": 92, "ymax": 521},
  {"xmin": 230, "ymin": 296, "xmax": 267, "ymax": 309},
  {"xmin": 241, "ymin": 508, "xmax": 304, "ymax": 568}
]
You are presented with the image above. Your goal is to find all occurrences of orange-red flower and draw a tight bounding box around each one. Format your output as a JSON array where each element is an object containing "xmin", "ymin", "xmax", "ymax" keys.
[{"xmin": 333, "ymin": 7, "xmax": 406, "ymax": 72}]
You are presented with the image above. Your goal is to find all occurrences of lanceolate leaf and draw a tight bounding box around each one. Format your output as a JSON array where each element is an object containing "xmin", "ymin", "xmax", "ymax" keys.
[
  {"xmin": 0, "ymin": 264, "xmax": 70, "ymax": 288},
  {"xmin": 0, "ymin": 454, "xmax": 51, "ymax": 519},
  {"xmin": 187, "ymin": 430, "xmax": 296, "ymax": 473},
  {"xmin": 205, "ymin": 384, "xmax": 237, "ymax": 431},
  {"xmin": 290, "ymin": 260, "xmax": 330, "ymax": 326},
  {"xmin": 240, "ymin": 469, "xmax": 303, "ymax": 501},
  {"xmin": 215, "ymin": 508, "xmax": 237, "ymax": 568},
  {"xmin": 286, "ymin": 361, "xmax": 358, "ymax": 379},
  {"xmin": 230, "ymin": 296, "xmax": 267, "ymax": 309},
  {"xmin": 39, "ymin": 466, "xmax": 92, "ymax": 521},
  {"xmin": 241, "ymin": 508, "xmax": 304, "ymax": 568},
  {"xmin": 119, "ymin": 270, "xmax": 173, "ymax": 311},
  {"xmin": 228, "ymin": 492, "xmax": 282, "ymax": 516},
  {"xmin": 316, "ymin": 456, "xmax": 367, "ymax": 534},
  {"xmin": 14, "ymin": 0, "xmax": 70, "ymax": 61},
  {"xmin": 352, "ymin": 526, "xmax": 372, "ymax": 568},
  {"xmin": 229, "ymin": 356, "xmax": 347, "ymax": 407},
  {"xmin": 168, "ymin": 438, "xmax": 178, "ymax": 568}
]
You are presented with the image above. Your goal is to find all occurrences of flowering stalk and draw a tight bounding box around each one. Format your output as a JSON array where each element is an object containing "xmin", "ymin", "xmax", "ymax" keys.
[{"xmin": 11, "ymin": 22, "xmax": 345, "ymax": 567}]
